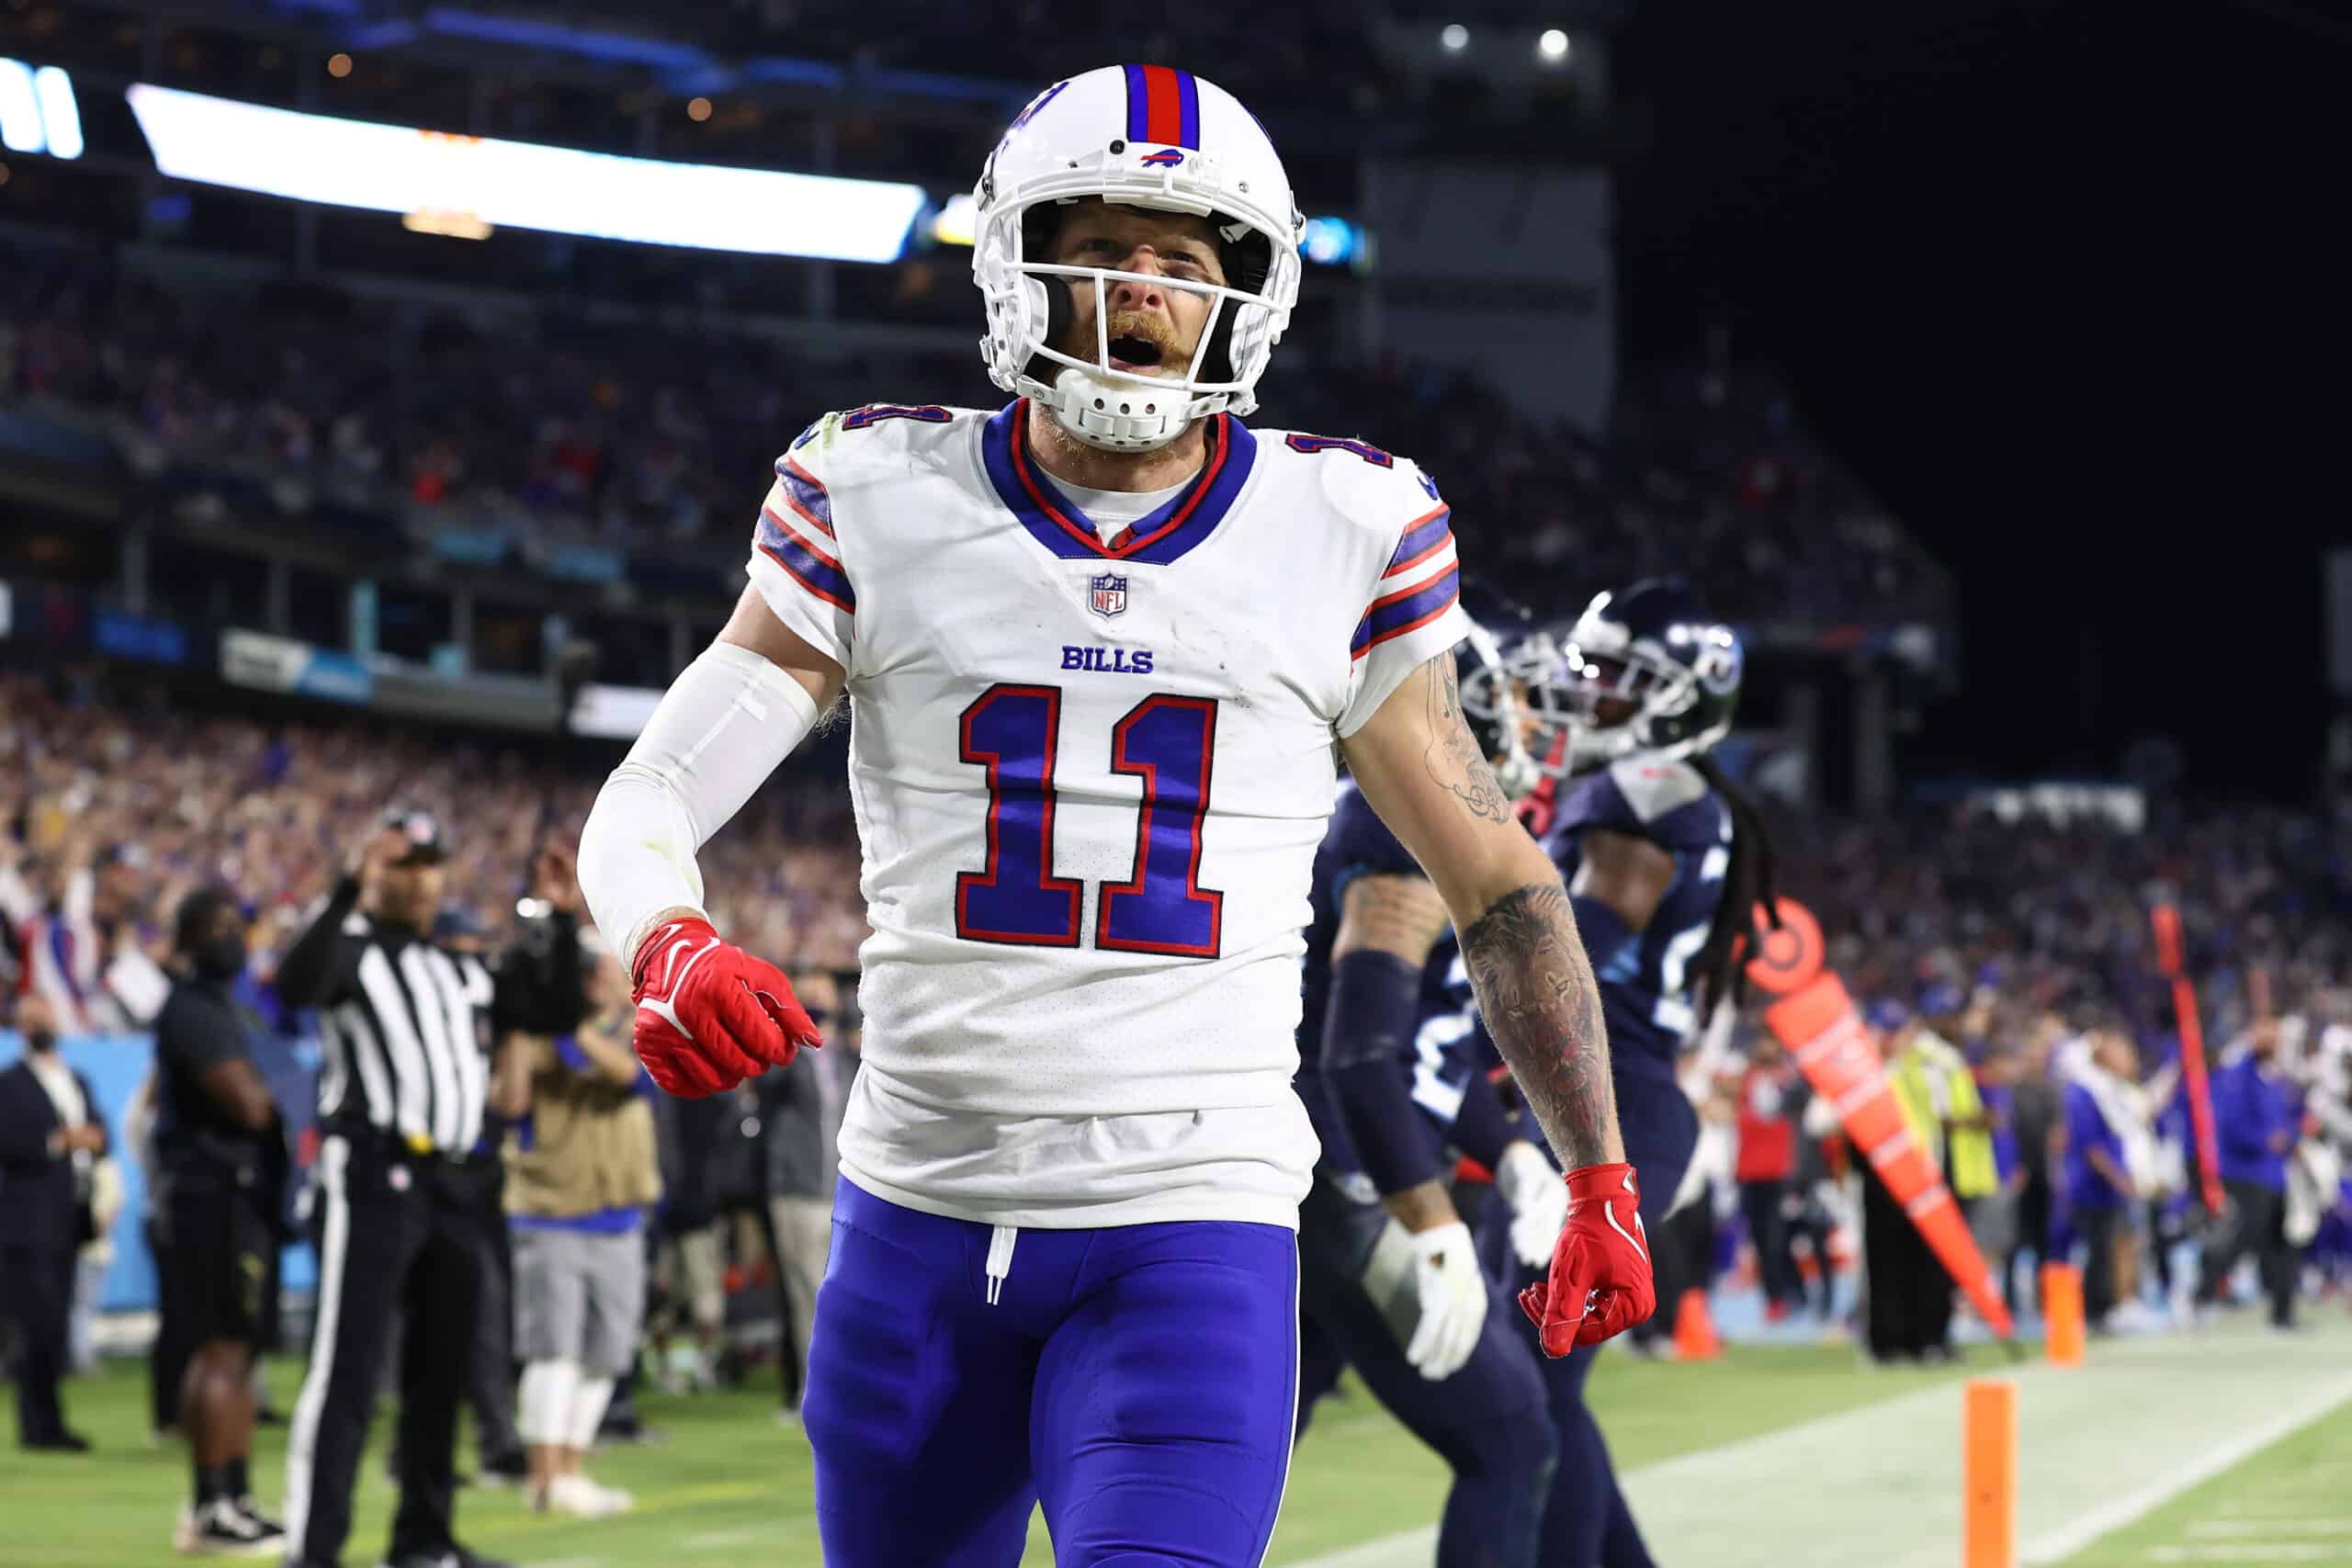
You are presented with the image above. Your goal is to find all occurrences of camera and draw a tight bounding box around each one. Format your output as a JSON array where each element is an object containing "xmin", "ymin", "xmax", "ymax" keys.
[{"xmin": 494, "ymin": 900, "xmax": 589, "ymax": 1037}]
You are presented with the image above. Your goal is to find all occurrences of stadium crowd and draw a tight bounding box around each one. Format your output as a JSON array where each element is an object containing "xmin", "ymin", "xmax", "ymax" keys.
[
  {"xmin": 1, "ymin": 660, "xmax": 2348, "ymax": 1552},
  {"xmin": 0, "ymin": 672, "xmax": 868, "ymax": 1039},
  {"xmin": 6, "ymin": 666, "xmax": 2348, "ymax": 1337},
  {"xmin": 2, "ymin": 257, "xmax": 1942, "ymax": 631}
]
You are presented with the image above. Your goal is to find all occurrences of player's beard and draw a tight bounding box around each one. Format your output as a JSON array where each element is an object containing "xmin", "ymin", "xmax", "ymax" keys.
[{"xmin": 1065, "ymin": 307, "xmax": 1193, "ymax": 378}]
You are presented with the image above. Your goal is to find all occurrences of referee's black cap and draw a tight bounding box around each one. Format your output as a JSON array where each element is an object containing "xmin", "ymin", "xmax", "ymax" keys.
[{"xmin": 382, "ymin": 807, "xmax": 448, "ymax": 866}]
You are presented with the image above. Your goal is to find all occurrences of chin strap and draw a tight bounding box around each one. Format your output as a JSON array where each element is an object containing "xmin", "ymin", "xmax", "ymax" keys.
[{"xmin": 1043, "ymin": 366, "xmax": 1196, "ymax": 453}]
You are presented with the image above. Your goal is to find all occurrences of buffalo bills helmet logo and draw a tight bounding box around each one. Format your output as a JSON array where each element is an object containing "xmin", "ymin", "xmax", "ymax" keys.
[
  {"xmin": 1139, "ymin": 147, "xmax": 1185, "ymax": 167},
  {"xmin": 1091, "ymin": 574, "xmax": 1129, "ymax": 617}
]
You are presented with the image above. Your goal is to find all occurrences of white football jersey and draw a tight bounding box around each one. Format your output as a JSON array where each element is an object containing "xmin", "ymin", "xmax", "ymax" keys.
[{"xmin": 748, "ymin": 400, "xmax": 1468, "ymax": 1228}]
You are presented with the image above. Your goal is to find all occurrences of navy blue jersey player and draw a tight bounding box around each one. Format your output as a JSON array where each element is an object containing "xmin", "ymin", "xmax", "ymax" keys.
[
  {"xmin": 1492, "ymin": 576, "xmax": 1780, "ymax": 1568},
  {"xmin": 1292, "ymin": 606, "xmax": 1569, "ymax": 1568}
]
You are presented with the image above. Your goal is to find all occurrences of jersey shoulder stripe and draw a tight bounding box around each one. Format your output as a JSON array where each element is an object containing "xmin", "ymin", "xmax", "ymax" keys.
[
  {"xmin": 754, "ymin": 494, "xmax": 854, "ymax": 613},
  {"xmin": 1357, "ymin": 557, "xmax": 1461, "ymax": 658},
  {"xmin": 1258, "ymin": 431, "xmax": 1461, "ymax": 664},
  {"xmin": 773, "ymin": 456, "xmax": 834, "ymax": 537},
  {"xmin": 1382, "ymin": 503, "xmax": 1453, "ymax": 579}
]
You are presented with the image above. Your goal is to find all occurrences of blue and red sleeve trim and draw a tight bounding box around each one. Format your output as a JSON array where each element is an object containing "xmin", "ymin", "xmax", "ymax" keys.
[
  {"xmin": 1352, "ymin": 565, "xmax": 1462, "ymax": 660},
  {"xmin": 1382, "ymin": 504, "xmax": 1453, "ymax": 580},
  {"xmin": 774, "ymin": 457, "xmax": 835, "ymax": 537},
  {"xmin": 756, "ymin": 499, "xmax": 855, "ymax": 615}
]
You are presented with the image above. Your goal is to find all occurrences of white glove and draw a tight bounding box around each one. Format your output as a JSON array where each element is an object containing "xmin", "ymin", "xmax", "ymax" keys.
[
  {"xmin": 1495, "ymin": 1140, "xmax": 1569, "ymax": 1271},
  {"xmin": 1403, "ymin": 1220, "xmax": 1487, "ymax": 1381}
]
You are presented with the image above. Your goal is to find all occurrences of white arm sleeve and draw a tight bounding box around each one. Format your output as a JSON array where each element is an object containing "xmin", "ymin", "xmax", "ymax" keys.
[{"xmin": 577, "ymin": 640, "xmax": 821, "ymax": 970}]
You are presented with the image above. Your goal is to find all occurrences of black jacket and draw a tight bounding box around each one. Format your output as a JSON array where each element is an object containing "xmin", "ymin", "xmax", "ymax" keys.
[{"xmin": 0, "ymin": 1056, "xmax": 107, "ymax": 1253}]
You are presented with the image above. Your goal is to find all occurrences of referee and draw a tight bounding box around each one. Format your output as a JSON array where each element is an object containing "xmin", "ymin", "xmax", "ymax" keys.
[{"xmin": 277, "ymin": 810, "xmax": 574, "ymax": 1568}]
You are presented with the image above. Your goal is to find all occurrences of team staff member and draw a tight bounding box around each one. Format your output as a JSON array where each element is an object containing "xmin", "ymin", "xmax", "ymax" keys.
[
  {"xmin": 2199, "ymin": 1020, "xmax": 2306, "ymax": 1328},
  {"xmin": 0, "ymin": 994, "xmax": 106, "ymax": 1452},
  {"xmin": 276, "ymin": 811, "xmax": 577, "ymax": 1568},
  {"xmin": 492, "ymin": 940, "xmax": 659, "ymax": 1519},
  {"xmin": 152, "ymin": 886, "xmax": 288, "ymax": 1555}
]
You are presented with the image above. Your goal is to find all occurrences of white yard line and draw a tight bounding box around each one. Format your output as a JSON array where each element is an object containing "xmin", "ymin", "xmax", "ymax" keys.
[
  {"xmin": 2143, "ymin": 1548, "xmax": 2352, "ymax": 1563},
  {"xmin": 1283, "ymin": 1320, "xmax": 2352, "ymax": 1568},
  {"xmin": 2189, "ymin": 1521, "xmax": 2352, "ymax": 1538},
  {"xmin": 2017, "ymin": 1369, "xmax": 2352, "ymax": 1565}
]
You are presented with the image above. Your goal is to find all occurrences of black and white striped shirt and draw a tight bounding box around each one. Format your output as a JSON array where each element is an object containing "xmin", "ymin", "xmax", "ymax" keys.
[{"xmin": 277, "ymin": 880, "xmax": 499, "ymax": 1156}]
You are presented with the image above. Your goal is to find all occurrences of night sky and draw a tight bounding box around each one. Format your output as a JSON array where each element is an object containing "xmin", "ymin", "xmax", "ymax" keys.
[{"xmin": 1613, "ymin": 0, "xmax": 2343, "ymax": 798}]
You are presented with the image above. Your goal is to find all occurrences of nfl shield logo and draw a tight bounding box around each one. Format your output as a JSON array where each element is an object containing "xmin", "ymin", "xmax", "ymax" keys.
[{"xmin": 1090, "ymin": 573, "xmax": 1129, "ymax": 618}]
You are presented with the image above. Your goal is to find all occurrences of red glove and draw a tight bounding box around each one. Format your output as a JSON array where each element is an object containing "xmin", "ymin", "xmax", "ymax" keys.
[
  {"xmin": 630, "ymin": 917, "xmax": 821, "ymax": 1097},
  {"xmin": 1516, "ymin": 1162, "xmax": 1656, "ymax": 1356}
]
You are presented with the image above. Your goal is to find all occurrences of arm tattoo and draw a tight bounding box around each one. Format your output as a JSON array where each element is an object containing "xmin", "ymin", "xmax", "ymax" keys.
[
  {"xmin": 1459, "ymin": 881, "xmax": 1623, "ymax": 1168},
  {"xmin": 1421, "ymin": 655, "xmax": 1510, "ymax": 825}
]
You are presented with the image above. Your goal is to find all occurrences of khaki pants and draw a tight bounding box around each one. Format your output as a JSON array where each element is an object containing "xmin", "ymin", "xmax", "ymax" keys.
[
  {"xmin": 767, "ymin": 1196, "xmax": 831, "ymax": 1398},
  {"xmin": 658, "ymin": 1226, "xmax": 724, "ymax": 1335}
]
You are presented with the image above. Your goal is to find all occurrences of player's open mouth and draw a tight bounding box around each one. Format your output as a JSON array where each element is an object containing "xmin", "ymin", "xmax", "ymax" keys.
[{"xmin": 1107, "ymin": 335, "xmax": 1164, "ymax": 373}]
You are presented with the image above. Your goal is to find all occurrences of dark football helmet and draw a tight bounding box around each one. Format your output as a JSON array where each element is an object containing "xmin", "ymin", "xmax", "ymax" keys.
[
  {"xmin": 1453, "ymin": 579, "xmax": 1543, "ymax": 800},
  {"xmin": 1518, "ymin": 576, "xmax": 1743, "ymax": 776}
]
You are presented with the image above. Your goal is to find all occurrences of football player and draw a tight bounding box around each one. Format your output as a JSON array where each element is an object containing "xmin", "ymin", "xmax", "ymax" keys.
[
  {"xmin": 1497, "ymin": 577, "xmax": 1781, "ymax": 1568},
  {"xmin": 1291, "ymin": 599, "xmax": 1566, "ymax": 1568},
  {"xmin": 578, "ymin": 65, "xmax": 1652, "ymax": 1568}
]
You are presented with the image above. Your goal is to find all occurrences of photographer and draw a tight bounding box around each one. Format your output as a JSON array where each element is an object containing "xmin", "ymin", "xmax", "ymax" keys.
[
  {"xmin": 275, "ymin": 810, "xmax": 578, "ymax": 1568},
  {"xmin": 150, "ymin": 886, "xmax": 288, "ymax": 1555},
  {"xmin": 492, "ymin": 938, "xmax": 659, "ymax": 1517}
]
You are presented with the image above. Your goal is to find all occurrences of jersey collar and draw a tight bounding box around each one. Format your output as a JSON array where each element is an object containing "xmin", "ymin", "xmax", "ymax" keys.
[{"xmin": 979, "ymin": 399, "xmax": 1258, "ymax": 565}]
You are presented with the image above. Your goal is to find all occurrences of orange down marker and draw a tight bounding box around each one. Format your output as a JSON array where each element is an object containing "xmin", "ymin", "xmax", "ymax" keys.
[
  {"xmin": 1963, "ymin": 1379, "xmax": 2018, "ymax": 1568},
  {"xmin": 2040, "ymin": 1263, "xmax": 2086, "ymax": 1367},
  {"xmin": 1741, "ymin": 897, "xmax": 2017, "ymax": 1340},
  {"xmin": 2152, "ymin": 905, "xmax": 2225, "ymax": 1216}
]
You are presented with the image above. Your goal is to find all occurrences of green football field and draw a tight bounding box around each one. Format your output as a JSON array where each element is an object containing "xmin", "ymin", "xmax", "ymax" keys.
[
  {"xmin": 2053, "ymin": 1400, "xmax": 2352, "ymax": 1568},
  {"xmin": 3, "ymin": 1316, "xmax": 2346, "ymax": 1566}
]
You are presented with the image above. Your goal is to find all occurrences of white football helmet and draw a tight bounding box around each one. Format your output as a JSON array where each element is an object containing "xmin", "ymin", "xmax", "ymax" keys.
[{"xmin": 973, "ymin": 65, "xmax": 1305, "ymax": 453}]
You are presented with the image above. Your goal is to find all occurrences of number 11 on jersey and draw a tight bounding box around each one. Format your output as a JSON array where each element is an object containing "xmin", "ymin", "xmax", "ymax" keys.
[{"xmin": 955, "ymin": 682, "xmax": 1225, "ymax": 957}]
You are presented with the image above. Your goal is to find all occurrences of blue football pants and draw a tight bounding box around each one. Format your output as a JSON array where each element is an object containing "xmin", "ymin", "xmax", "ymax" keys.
[{"xmin": 804, "ymin": 1179, "xmax": 1299, "ymax": 1567}]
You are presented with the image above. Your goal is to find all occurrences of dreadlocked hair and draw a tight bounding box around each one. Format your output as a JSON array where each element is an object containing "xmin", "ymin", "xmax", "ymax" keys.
[{"xmin": 1690, "ymin": 753, "xmax": 1781, "ymax": 1017}]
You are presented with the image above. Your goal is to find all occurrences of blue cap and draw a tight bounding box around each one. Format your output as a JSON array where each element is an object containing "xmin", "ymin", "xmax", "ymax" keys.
[{"xmin": 1866, "ymin": 998, "xmax": 1912, "ymax": 1032}]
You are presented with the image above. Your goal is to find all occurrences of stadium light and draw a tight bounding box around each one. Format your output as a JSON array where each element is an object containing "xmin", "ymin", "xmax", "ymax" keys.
[
  {"xmin": 1300, "ymin": 217, "xmax": 1358, "ymax": 267},
  {"xmin": 125, "ymin": 84, "xmax": 929, "ymax": 263},
  {"xmin": 32, "ymin": 67, "xmax": 80, "ymax": 159},
  {"xmin": 931, "ymin": 191, "xmax": 978, "ymax": 247},
  {"xmin": 1441, "ymin": 24, "xmax": 1469, "ymax": 51},
  {"xmin": 0, "ymin": 60, "xmax": 41, "ymax": 154},
  {"xmin": 0, "ymin": 60, "xmax": 80, "ymax": 159},
  {"xmin": 1538, "ymin": 28, "xmax": 1571, "ymax": 62}
]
